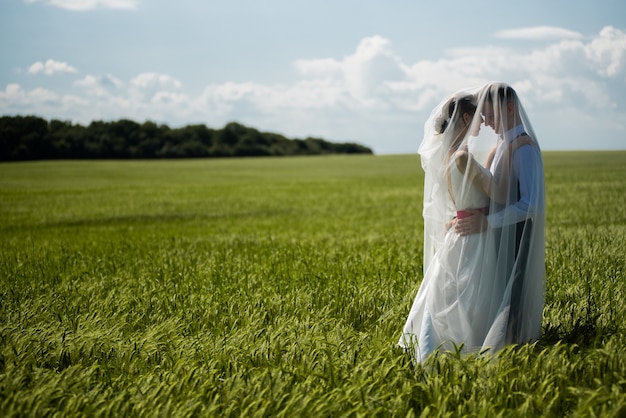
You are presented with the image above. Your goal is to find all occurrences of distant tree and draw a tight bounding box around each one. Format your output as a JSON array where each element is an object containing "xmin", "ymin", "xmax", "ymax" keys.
[
  {"xmin": 47, "ymin": 119, "xmax": 82, "ymax": 158},
  {"xmin": 217, "ymin": 122, "xmax": 243, "ymax": 147},
  {"xmin": 135, "ymin": 121, "xmax": 166, "ymax": 158},
  {"xmin": 0, "ymin": 116, "xmax": 373, "ymax": 161},
  {"xmin": 0, "ymin": 115, "xmax": 48, "ymax": 160},
  {"xmin": 334, "ymin": 142, "xmax": 373, "ymax": 154}
]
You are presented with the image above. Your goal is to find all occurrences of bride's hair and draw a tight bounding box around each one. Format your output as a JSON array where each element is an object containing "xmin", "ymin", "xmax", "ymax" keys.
[{"xmin": 435, "ymin": 95, "xmax": 476, "ymax": 134}]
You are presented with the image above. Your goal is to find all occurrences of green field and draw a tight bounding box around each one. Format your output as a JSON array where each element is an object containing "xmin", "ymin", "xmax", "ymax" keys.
[{"xmin": 1, "ymin": 152, "xmax": 625, "ymax": 417}]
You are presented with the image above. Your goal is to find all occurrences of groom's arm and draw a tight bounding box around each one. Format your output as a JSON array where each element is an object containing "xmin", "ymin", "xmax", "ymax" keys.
[
  {"xmin": 486, "ymin": 145, "xmax": 544, "ymax": 228},
  {"xmin": 456, "ymin": 144, "xmax": 544, "ymax": 235}
]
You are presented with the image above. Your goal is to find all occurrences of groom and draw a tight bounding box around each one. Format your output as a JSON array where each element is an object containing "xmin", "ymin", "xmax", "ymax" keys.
[{"xmin": 455, "ymin": 83, "xmax": 546, "ymax": 345}]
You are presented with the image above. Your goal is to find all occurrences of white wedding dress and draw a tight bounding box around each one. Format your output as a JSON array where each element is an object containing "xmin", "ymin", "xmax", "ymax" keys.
[{"xmin": 399, "ymin": 155, "xmax": 508, "ymax": 362}]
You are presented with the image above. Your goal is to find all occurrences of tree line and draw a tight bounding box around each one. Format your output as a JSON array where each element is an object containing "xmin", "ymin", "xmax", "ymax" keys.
[{"xmin": 0, "ymin": 115, "xmax": 373, "ymax": 161}]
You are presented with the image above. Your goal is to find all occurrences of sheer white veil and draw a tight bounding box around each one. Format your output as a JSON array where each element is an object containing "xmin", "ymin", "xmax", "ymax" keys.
[
  {"xmin": 476, "ymin": 82, "xmax": 546, "ymax": 345},
  {"xmin": 417, "ymin": 82, "xmax": 546, "ymax": 346},
  {"xmin": 418, "ymin": 87, "xmax": 484, "ymax": 272}
]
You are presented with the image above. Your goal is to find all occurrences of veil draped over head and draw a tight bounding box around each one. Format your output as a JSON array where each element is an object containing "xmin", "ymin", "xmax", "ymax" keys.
[
  {"xmin": 417, "ymin": 81, "xmax": 546, "ymax": 349},
  {"xmin": 477, "ymin": 82, "xmax": 546, "ymax": 345},
  {"xmin": 418, "ymin": 89, "xmax": 481, "ymax": 270}
]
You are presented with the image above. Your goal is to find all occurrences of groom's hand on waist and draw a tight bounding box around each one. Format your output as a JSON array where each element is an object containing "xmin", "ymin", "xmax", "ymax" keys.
[{"xmin": 455, "ymin": 210, "xmax": 487, "ymax": 236}]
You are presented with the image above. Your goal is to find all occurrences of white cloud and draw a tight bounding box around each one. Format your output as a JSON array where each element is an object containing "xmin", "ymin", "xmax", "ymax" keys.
[
  {"xmin": 127, "ymin": 72, "xmax": 183, "ymax": 105},
  {"xmin": 0, "ymin": 83, "xmax": 60, "ymax": 111},
  {"xmin": 293, "ymin": 36, "xmax": 406, "ymax": 109},
  {"xmin": 192, "ymin": 26, "xmax": 626, "ymax": 151},
  {"xmin": 584, "ymin": 26, "xmax": 626, "ymax": 77},
  {"xmin": 75, "ymin": 74, "xmax": 124, "ymax": 97},
  {"xmin": 75, "ymin": 74, "xmax": 123, "ymax": 88},
  {"xmin": 27, "ymin": 59, "xmax": 77, "ymax": 75},
  {"xmin": 24, "ymin": 0, "xmax": 138, "ymax": 11},
  {"xmin": 151, "ymin": 91, "xmax": 187, "ymax": 106},
  {"xmin": 494, "ymin": 26, "xmax": 584, "ymax": 41},
  {"xmin": 294, "ymin": 58, "xmax": 343, "ymax": 77},
  {"xmin": 130, "ymin": 72, "xmax": 182, "ymax": 89},
  {"xmin": 3, "ymin": 26, "xmax": 626, "ymax": 152}
]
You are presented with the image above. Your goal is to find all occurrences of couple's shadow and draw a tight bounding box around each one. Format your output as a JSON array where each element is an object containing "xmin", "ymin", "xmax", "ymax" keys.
[{"xmin": 536, "ymin": 314, "xmax": 618, "ymax": 348}]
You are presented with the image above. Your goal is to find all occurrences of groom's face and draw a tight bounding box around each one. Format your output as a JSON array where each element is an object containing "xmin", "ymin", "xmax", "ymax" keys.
[{"xmin": 481, "ymin": 105, "xmax": 499, "ymax": 133}]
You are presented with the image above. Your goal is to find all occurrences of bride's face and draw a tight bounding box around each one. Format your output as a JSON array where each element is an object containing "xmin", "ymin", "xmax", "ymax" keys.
[{"xmin": 468, "ymin": 112, "xmax": 483, "ymax": 137}]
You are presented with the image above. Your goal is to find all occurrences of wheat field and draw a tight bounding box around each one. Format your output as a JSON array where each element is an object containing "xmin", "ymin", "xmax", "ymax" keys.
[{"xmin": 1, "ymin": 152, "xmax": 625, "ymax": 417}]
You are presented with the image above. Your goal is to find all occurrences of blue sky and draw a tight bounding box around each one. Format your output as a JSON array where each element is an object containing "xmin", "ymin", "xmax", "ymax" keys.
[{"xmin": 1, "ymin": 0, "xmax": 625, "ymax": 154}]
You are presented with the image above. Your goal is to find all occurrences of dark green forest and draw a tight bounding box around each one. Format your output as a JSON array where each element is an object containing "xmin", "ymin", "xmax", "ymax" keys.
[{"xmin": 0, "ymin": 115, "xmax": 373, "ymax": 161}]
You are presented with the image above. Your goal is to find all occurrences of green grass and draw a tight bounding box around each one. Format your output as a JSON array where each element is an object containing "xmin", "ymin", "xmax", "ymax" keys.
[{"xmin": 1, "ymin": 152, "xmax": 625, "ymax": 417}]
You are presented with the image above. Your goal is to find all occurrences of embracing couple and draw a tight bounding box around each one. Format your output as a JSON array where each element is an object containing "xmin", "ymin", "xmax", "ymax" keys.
[{"xmin": 399, "ymin": 82, "xmax": 546, "ymax": 363}]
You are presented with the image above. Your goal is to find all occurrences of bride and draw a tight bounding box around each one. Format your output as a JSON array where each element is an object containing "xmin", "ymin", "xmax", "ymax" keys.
[{"xmin": 398, "ymin": 88, "xmax": 532, "ymax": 363}]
